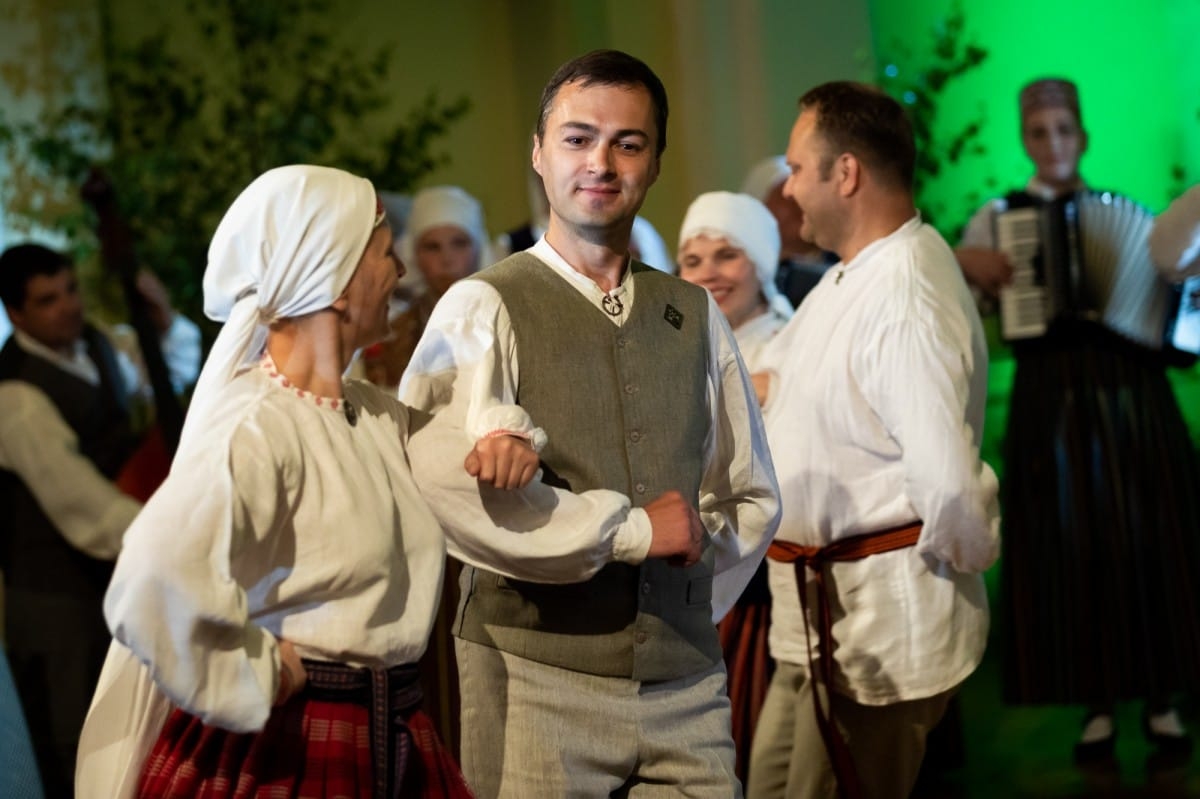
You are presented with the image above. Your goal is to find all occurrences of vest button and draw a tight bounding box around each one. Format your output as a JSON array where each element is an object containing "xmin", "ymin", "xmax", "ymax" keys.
[
  {"xmin": 624, "ymin": 383, "xmax": 637, "ymax": 395},
  {"xmin": 635, "ymin": 632, "xmax": 647, "ymax": 644},
  {"xmin": 617, "ymin": 337, "xmax": 627, "ymax": 348},
  {"xmin": 629, "ymin": 430, "xmax": 641, "ymax": 443},
  {"xmin": 635, "ymin": 483, "xmax": 646, "ymax": 494},
  {"xmin": 641, "ymin": 581, "xmax": 651, "ymax": 594}
]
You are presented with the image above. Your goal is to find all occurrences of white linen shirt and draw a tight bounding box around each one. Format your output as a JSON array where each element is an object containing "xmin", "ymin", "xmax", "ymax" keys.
[
  {"xmin": 758, "ymin": 216, "xmax": 1000, "ymax": 705},
  {"xmin": 732, "ymin": 308, "xmax": 789, "ymax": 371},
  {"xmin": 102, "ymin": 363, "xmax": 449, "ymax": 733},
  {"xmin": 1150, "ymin": 184, "xmax": 1200, "ymax": 279},
  {"xmin": 400, "ymin": 237, "xmax": 780, "ymax": 620}
]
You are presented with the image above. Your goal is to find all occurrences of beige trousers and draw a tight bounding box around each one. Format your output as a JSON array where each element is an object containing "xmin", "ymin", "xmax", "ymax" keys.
[
  {"xmin": 455, "ymin": 637, "xmax": 741, "ymax": 798},
  {"xmin": 747, "ymin": 661, "xmax": 953, "ymax": 799}
]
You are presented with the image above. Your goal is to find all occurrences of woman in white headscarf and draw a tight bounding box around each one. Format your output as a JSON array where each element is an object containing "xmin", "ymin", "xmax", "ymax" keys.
[
  {"xmin": 677, "ymin": 191, "xmax": 791, "ymax": 369},
  {"xmin": 361, "ymin": 186, "xmax": 491, "ymax": 391},
  {"xmin": 75, "ymin": 165, "xmax": 541, "ymax": 798},
  {"xmin": 675, "ymin": 190, "xmax": 789, "ymax": 786}
]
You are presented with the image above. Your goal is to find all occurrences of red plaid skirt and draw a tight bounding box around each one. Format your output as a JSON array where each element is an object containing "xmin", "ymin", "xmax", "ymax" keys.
[{"xmin": 136, "ymin": 662, "xmax": 473, "ymax": 799}]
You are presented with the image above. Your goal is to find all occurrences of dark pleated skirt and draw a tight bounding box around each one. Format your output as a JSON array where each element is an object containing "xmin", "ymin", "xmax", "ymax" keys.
[
  {"xmin": 717, "ymin": 561, "xmax": 774, "ymax": 785},
  {"xmin": 1001, "ymin": 320, "xmax": 1200, "ymax": 704}
]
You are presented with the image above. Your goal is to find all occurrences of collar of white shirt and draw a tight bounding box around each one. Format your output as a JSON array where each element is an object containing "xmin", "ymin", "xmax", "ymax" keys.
[{"xmin": 13, "ymin": 328, "xmax": 100, "ymax": 386}]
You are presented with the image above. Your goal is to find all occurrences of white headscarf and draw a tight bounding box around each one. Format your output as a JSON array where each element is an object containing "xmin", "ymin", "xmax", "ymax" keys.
[
  {"xmin": 740, "ymin": 155, "xmax": 789, "ymax": 203},
  {"xmin": 678, "ymin": 191, "xmax": 792, "ymax": 319},
  {"xmin": 180, "ymin": 164, "xmax": 377, "ymax": 450},
  {"xmin": 399, "ymin": 185, "xmax": 492, "ymax": 272},
  {"xmin": 630, "ymin": 215, "xmax": 672, "ymax": 272}
]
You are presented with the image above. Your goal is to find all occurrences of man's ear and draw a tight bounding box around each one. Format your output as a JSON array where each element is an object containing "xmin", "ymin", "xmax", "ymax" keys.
[
  {"xmin": 838, "ymin": 153, "xmax": 860, "ymax": 197},
  {"xmin": 531, "ymin": 134, "xmax": 543, "ymax": 177}
]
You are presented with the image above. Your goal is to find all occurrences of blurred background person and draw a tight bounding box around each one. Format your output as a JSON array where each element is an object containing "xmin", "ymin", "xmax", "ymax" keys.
[
  {"xmin": 0, "ymin": 243, "xmax": 199, "ymax": 798},
  {"xmin": 360, "ymin": 185, "xmax": 491, "ymax": 393},
  {"xmin": 956, "ymin": 78, "xmax": 1200, "ymax": 767},
  {"xmin": 676, "ymin": 189, "xmax": 790, "ymax": 784},
  {"xmin": 741, "ymin": 155, "xmax": 836, "ymax": 308}
]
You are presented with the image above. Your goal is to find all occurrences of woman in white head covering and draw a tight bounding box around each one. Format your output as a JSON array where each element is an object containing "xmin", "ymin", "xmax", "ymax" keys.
[
  {"xmin": 362, "ymin": 185, "xmax": 491, "ymax": 390},
  {"xmin": 677, "ymin": 190, "xmax": 789, "ymax": 786},
  {"xmin": 677, "ymin": 191, "xmax": 791, "ymax": 370},
  {"xmin": 76, "ymin": 165, "xmax": 539, "ymax": 798}
]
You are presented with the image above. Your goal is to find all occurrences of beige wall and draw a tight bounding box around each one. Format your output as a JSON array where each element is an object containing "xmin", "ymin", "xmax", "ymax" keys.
[
  {"xmin": 3, "ymin": 0, "xmax": 874, "ymax": 260},
  {"xmin": 392, "ymin": 0, "xmax": 877, "ymax": 251}
]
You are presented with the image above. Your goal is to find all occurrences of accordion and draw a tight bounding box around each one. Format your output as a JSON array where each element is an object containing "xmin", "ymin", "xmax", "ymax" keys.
[{"xmin": 995, "ymin": 190, "xmax": 1200, "ymax": 354}]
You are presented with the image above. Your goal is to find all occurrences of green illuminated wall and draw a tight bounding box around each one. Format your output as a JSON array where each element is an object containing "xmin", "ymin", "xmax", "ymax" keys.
[{"xmin": 868, "ymin": 0, "xmax": 1200, "ymax": 239}]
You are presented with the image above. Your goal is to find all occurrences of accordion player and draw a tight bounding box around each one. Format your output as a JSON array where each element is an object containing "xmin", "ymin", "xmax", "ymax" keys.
[{"xmin": 994, "ymin": 189, "xmax": 1200, "ymax": 355}]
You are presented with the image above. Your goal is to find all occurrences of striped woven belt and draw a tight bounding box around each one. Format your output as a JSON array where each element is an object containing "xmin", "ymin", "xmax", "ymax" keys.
[
  {"xmin": 302, "ymin": 659, "xmax": 423, "ymax": 799},
  {"xmin": 767, "ymin": 521, "xmax": 923, "ymax": 799}
]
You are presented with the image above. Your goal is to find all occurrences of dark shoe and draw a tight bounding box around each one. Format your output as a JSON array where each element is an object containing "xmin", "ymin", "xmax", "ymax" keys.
[
  {"xmin": 1074, "ymin": 712, "xmax": 1118, "ymax": 767},
  {"xmin": 1073, "ymin": 733, "xmax": 1117, "ymax": 766}
]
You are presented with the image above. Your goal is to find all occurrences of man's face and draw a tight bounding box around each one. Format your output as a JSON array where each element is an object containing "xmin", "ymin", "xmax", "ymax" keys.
[
  {"xmin": 782, "ymin": 109, "xmax": 840, "ymax": 253},
  {"xmin": 532, "ymin": 80, "xmax": 660, "ymax": 243},
  {"xmin": 1021, "ymin": 106, "xmax": 1086, "ymax": 191},
  {"xmin": 8, "ymin": 268, "xmax": 85, "ymax": 352}
]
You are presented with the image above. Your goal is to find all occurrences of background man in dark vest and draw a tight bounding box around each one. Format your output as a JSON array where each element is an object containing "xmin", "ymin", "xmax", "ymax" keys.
[
  {"xmin": 402, "ymin": 49, "xmax": 780, "ymax": 797},
  {"xmin": 0, "ymin": 242, "xmax": 198, "ymax": 797}
]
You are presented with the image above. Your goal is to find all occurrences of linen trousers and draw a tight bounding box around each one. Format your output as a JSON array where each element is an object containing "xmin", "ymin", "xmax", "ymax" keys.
[
  {"xmin": 747, "ymin": 660, "xmax": 952, "ymax": 799},
  {"xmin": 455, "ymin": 637, "xmax": 740, "ymax": 798}
]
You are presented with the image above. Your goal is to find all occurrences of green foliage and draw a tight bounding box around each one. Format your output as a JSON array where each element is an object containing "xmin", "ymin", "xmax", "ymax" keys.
[
  {"xmin": 876, "ymin": 2, "xmax": 988, "ymax": 237},
  {"xmin": 1, "ymin": 0, "xmax": 469, "ymax": 323}
]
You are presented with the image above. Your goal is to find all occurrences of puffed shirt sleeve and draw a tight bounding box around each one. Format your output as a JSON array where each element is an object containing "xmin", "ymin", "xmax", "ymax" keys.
[
  {"xmin": 103, "ymin": 421, "xmax": 286, "ymax": 733},
  {"xmin": 0, "ymin": 381, "xmax": 140, "ymax": 560},
  {"xmin": 701, "ymin": 296, "xmax": 782, "ymax": 621},
  {"xmin": 401, "ymin": 279, "xmax": 654, "ymax": 584},
  {"xmin": 854, "ymin": 318, "xmax": 1000, "ymax": 574},
  {"xmin": 1150, "ymin": 185, "xmax": 1200, "ymax": 279}
]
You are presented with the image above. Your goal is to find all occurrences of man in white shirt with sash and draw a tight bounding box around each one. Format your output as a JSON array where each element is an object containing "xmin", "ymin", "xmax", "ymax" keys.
[
  {"xmin": 402, "ymin": 49, "xmax": 780, "ymax": 797},
  {"xmin": 747, "ymin": 82, "xmax": 1000, "ymax": 799}
]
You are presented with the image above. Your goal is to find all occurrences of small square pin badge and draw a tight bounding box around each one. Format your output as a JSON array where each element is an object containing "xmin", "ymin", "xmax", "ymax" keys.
[{"xmin": 664, "ymin": 304, "xmax": 683, "ymax": 330}]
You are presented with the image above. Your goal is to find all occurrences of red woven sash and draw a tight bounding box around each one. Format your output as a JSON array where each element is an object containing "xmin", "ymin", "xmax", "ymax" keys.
[{"xmin": 767, "ymin": 521, "xmax": 922, "ymax": 799}]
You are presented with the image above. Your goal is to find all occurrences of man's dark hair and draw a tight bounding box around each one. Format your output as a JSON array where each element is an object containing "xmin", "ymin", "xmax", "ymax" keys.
[
  {"xmin": 799, "ymin": 82, "xmax": 915, "ymax": 191},
  {"xmin": 0, "ymin": 243, "xmax": 74, "ymax": 310},
  {"xmin": 536, "ymin": 49, "xmax": 669, "ymax": 159}
]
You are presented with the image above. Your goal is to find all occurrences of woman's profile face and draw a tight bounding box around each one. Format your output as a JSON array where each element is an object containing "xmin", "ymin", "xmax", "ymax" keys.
[
  {"xmin": 1021, "ymin": 106, "xmax": 1086, "ymax": 191},
  {"xmin": 341, "ymin": 224, "xmax": 402, "ymax": 350},
  {"xmin": 677, "ymin": 234, "xmax": 763, "ymax": 330},
  {"xmin": 415, "ymin": 224, "xmax": 479, "ymax": 297}
]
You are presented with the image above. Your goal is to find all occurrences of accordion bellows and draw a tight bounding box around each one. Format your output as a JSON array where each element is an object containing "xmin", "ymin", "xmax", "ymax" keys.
[{"xmin": 996, "ymin": 190, "xmax": 1200, "ymax": 354}]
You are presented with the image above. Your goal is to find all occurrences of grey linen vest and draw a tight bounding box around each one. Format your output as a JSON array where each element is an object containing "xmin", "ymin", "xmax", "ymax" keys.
[{"xmin": 455, "ymin": 253, "xmax": 721, "ymax": 681}]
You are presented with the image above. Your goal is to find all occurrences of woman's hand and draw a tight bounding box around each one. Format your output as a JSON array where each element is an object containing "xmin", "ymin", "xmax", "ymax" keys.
[
  {"xmin": 275, "ymin": 638, "xmax": 308, "ymax": 706},
  {"xmin": 465, "ymin": 434, "xmax": 540, "ymax": 490}
]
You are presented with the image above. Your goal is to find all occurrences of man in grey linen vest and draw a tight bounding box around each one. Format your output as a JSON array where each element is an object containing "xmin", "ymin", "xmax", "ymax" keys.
[{"xmin": 400, "ymin": 49, "xmax": 780, "ymax": 797}]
